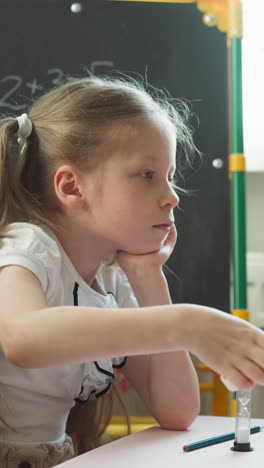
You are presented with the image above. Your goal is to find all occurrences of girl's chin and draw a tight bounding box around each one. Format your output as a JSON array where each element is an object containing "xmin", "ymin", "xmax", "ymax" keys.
[
  {"xmin": 117, "ymin": 235, "xmax": 166, "ymax": 255},
  {"xmin": 122, "ymin": 243, "xmax": 164, "ymax": 256}
]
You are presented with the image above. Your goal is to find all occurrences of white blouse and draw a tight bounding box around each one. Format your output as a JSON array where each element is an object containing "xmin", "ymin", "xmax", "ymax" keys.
[{"xmin": 0, "ymin": 223, "xmax": 138, "ymax": 446}]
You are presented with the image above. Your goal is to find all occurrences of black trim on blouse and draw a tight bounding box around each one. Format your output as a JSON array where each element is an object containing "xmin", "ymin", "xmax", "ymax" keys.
[
  {"xmin": 72, "ymin": 282, "xmax": 127, "ymax": 404},
  {"xmin": 113, "ymin": 357, "xmax": 127, "ymax": 369},
  {"xmin": 93, "ymin": 360, "xmax": 114, "ymax": 379},
  {"xmin": 75, "ymin": 387, "xmax": 96, "ymax": 404},
  {"xmin": 73, "ymin": 282, "xmax": 79, "ymax": 306},
  {"xmin": 107, "ymin": 291, "xmax": 115, "ymax": 298},
  {"xmin": 95, "ymin": 382, "xmax": 112, "ymax": 399}
]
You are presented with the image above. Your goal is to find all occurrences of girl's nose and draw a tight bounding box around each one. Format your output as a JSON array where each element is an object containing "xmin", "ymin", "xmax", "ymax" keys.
[{"xmin": 161, "ymin": 184, "xmax": 179, "ymax": 209}]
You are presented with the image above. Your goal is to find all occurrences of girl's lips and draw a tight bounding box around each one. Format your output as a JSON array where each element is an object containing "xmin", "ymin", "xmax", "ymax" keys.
[{"xmin": 153, "ymin": 224, "xmax": 172, "ymax": 232}]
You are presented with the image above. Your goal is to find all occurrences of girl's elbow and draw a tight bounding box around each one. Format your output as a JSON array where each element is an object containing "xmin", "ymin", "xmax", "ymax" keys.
[
  {"xmin": 157, "ymin": 401, "xmax": 200, "ymax": 431},
  {"xmin": 1, "ymin": 327, "xmax": 30, "ymax": 368},
  {"xmin": 159, "ymin": 414, "xmax": 198, "ymax": 432},
  {"xmin": 175, "ymin": 407, "xmax": 200, "ymax": 431}
]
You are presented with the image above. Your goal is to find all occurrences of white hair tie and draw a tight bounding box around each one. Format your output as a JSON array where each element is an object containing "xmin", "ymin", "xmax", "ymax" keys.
[{"xmin": 16, "ymin": 113, "xmax": 33, "ymax": 142}]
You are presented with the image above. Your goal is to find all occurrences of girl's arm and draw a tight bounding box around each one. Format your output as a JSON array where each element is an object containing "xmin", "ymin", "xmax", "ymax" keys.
[
  {"xmin": 115, "ymin": 226, "xmax": 199, "ymax": 429},
  {"xmin": 120, "ymin": 267, "xmax": 200, "ymax": 430},
  {"xmin": 115, "ymin": 224, "xmax": 264, "ymax": 430},
  {"xmin": 0, "ymin": 265, "xmax": 188, "ymax": 368},
  {"xmin": 1, "ymin": 264, "xmax": 264, "ymax": 395}
]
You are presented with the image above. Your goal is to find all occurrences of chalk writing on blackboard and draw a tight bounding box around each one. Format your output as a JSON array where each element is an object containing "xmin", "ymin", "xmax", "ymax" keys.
[
  {"xmin": 0, "ymin": 61, "xmax": 114, "ymax": 112},
  {"xmin": 0, "ymin": 75, "xmax": 25, "ymax": 111},
  {"xmin": 0, "ymin": 68, "xmax": 65, "ymax": 112},
  {"xmin": 90, "ymin": 61, "xmax": 114, "ymax": 74}
]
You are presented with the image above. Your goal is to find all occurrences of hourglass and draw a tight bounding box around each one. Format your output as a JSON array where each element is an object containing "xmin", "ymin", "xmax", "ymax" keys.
[{"xmin": 231, "ymin": 390, "xmax": 253, "ymax": 452}]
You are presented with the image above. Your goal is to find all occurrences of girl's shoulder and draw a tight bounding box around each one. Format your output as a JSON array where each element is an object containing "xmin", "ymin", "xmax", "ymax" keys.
[
  {"xmin": 0, "ymin": 222, "xmax": 62, "ymax": 292},
  {"xmin": 0, "ymin": 222, "xmax": 61, "ymax": 260}
]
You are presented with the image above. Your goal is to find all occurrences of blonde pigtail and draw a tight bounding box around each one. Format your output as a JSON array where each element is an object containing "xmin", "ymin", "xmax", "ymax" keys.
[{"xmin": 0, "ymin": 118, "xmax": 20, "ymax": 229}]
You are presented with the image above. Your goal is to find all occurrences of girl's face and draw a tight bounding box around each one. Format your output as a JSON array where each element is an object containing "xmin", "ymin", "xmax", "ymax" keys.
[{"xmin": 83, "ymin": 116, "xmax": 179, "ymax": 255}]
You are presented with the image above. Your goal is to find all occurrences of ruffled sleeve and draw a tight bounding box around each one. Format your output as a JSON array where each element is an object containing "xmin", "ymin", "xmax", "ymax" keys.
[{"xmin": 0, "ymin": 223, "xmax": 61, "ymax": 299}]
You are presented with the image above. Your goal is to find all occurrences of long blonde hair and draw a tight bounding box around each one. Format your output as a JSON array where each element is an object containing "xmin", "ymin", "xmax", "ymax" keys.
[
  {"xmin": 0, "ymin": 75, "xmax": 197, "ymax": 451},
  {"xmin": 0, "ymin": 75, "xmax": 197, "ymax": 232}
]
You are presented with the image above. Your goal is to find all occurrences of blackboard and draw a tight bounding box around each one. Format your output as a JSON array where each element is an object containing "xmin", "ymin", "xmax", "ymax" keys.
[{"xmin": 0, "ymin": 0, "xmax": 229, "ymax": 311}]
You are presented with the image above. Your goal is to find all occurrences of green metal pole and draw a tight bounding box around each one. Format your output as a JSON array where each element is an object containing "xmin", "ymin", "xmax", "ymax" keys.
[
  {"xmin": 230, "ymin": 21, "xmax": 247, "ymax": 316},
  {"xmin": 231, "ymin": 170, "xmax": 246, "ymax": 308},
  {"xmin": 228, "ymin": 1, "xmax": 249, "ymax": 419}
]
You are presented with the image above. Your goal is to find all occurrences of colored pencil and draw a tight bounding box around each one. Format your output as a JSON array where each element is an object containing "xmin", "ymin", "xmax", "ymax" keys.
[{"xmin": 183, "ymin": 426, "xmax": 262, "ymax": 452}]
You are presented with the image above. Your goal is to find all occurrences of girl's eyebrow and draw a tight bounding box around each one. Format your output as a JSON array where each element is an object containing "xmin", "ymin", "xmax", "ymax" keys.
[
  {"xmin": 131, "ymin": 153, "xmax": 176, "ymax": 172},
  {"xmin": 136, "ymin": 154, "xmax": 157, "ymax": 163},
  {"xmin": 141, "ymin": 156, "xmax": 176, "ymax": 171},
  {"xmin": 128, "ymin": 155, "xmax": 158, "ymax": 168},
  {"xmin": 138, "ymin": 155, "xmax": 171, "ymax": 166}
]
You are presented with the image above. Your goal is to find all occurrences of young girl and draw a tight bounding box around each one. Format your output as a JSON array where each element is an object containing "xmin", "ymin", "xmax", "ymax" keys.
[{"xmin": 0, "ymin": 75, "xmax": 264, "ymax": 467}]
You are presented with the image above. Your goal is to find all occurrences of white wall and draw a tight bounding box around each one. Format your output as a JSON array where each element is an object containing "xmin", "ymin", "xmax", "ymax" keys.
[
  {"xmin": 241, "ymin": 0, "xmax": 264, "ymax": 416},
  {"xmin": 243, "ymin": 0, "xmax": 264, "ymax": 170},
  {"xmin": 244, "ymin": 173, "xmax": 264, "ymax": 417},
  {"xmin": 246, "ymin": 173, "xmax": 264, "ymax": 254}
]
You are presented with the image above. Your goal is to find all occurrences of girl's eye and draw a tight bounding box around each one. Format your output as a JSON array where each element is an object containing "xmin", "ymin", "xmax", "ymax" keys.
[
  {"xmin": 168, "ymin": 174, "xmax": 177, "ymax": 184},
  {"xmin": 141, "ymin": 171, "xmax": 154, "ymax": 179}
]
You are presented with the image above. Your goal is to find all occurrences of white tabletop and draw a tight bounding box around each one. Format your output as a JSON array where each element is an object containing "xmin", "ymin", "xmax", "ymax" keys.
[{"xmin": 58, "ymin": 416, "xmax": 264, "ymax": 467}]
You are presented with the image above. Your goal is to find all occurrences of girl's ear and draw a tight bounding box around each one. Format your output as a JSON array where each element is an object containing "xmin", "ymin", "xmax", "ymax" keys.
[{"xmin": 54, "ymin": 165, "xmax": 85, "ymax": 210}]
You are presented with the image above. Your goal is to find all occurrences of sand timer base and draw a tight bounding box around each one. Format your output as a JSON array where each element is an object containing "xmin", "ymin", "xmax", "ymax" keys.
[{"xmin": 231, "ymin": 441, "xmax": 253, "ymax": 452}]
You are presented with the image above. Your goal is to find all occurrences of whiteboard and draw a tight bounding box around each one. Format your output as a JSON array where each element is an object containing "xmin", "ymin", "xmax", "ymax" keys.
[{"xmin": 243, "ymin": 0, "xmax": 264, "ymax": 170}]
